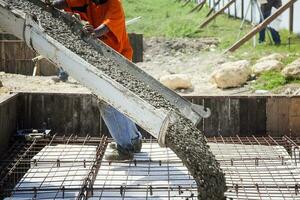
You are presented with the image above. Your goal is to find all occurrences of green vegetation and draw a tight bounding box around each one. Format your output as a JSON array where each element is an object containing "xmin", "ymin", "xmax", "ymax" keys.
[
  {"xmin": 253, "ymin": 71, "xmax": 300, "ymax": 90},
  {"xmin": 123, "ymin": 0, "xmax": 300, "ymax": 90},
  {"xmin": 253, "ymin": 71, "xmax": 287, "ymax": 90}
]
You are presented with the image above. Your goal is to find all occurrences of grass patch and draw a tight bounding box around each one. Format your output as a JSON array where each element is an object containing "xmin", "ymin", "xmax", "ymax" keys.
[
  {"xmin": 253, "ymin": 71, "xmax": 286, "ymax": 90},
  {"xmin": 123, "ymin": 0, "xmax": 300, "ymax": 90},
  {"xmin": 123, "ymin": 0, "xmax": 300, "ymax": 59},
  {"xmin": 253, "ymin": 71, "xmax": 300, "ymax": 90}
]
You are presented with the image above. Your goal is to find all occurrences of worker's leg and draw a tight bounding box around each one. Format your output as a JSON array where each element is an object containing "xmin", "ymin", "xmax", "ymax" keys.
[
  {"xmin": 259, "ymin": 5, "xmax": 271, "ymax": 43},
  {"xmin": 269, "ymin": 28, "xmax": 281, "ymax": 45},
  {"xmin": 100, "ymin": 104, "xmax": 142, "ymax": 152}
]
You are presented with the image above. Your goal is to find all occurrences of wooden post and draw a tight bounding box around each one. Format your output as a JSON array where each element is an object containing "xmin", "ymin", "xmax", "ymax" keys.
[
  {"xmin": 225, "ymin": 0, "xmax": 298, "ymax": 53},
  {"xmin": 189, "ymin": 0, "xmax": 206, "ymax": 13},
  {"xmin": 182, "ymin": 0, "xmax": 192, "ymax": 7},
  {"xmin": 199, "ymin": 0, "xmax": 236, "ymax": 28},
  {"xmin": 128, "ymin": 33, "xmax": 143, "ymax": 63},
  {"xmin": 241, "ymin": 0, "xmax": 244, "ymax": 19},
  {"xmin": 196, "ymin": 0, "xmax": 207, "ymax": 12},
  {"xmin": 289, "ymin": 5, "xmax": 294, "ymax": 33}
]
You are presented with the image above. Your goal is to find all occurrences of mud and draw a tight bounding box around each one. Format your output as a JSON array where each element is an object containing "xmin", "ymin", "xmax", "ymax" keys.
[
  {"xmin": 4, "ymin": 0, "xmax": 227, "ymax": 198},
  {"xmin": 166, "ymin": 116, "xmax": 227, "ymax": 199}
]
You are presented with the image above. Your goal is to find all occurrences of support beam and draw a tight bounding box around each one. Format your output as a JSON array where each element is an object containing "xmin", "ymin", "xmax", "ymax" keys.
[
  {"xmin": 189, "ymin": 0, "xmax": 206, "ymax": 13},
  {"xmin": 206, "ymin": 0, "xmax": 221, "ymax": 17},
  {"xmin": 182, "ymin": 0, "xmax": 192, "ymax": 7},
  {"xmin": 225, "ymin": 0, "xmax": 298, "ymax": 52},
  {"xmin": 199, "ymin": 0, "xmax": 236, "ymax": 28},
  {"xmin": 289, "ymin": 5, "xmax": 294, "ymax": 33}
]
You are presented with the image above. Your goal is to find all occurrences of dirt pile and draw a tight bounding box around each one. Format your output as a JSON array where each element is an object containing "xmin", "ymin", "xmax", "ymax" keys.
[
  {"xmin": 144, "ymin": 37, "xmax": 218, "ymax": 57},
  {"xmin": 4, "ymin": 0, "xmax": 226, "ymax": 198}
]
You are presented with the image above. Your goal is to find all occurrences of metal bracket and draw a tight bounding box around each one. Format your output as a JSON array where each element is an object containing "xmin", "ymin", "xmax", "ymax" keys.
[{"xmin": 191, "ymin": 103, "xmax": 211, "ymax": 119}]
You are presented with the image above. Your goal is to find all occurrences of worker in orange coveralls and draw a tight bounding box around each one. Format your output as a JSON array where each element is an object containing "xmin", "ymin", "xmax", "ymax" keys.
[{"xmin": 50, "ymin": 0, "xmax": 142, "ymax": 160}]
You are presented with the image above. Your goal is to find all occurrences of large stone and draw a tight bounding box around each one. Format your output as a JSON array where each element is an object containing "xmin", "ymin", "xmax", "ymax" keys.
[
  {"xmin": 257, "ymin": 53, "xmax": 285, "ymax": 62},
  {"xmin": 282, "ymin": 58, "xmax": 300, "ymax": 79},
  {"xmin": 210, "ymin": 60, "xmax": 251, "ymax": 89},
  {"xmin": 253, "ymin": 60, "xmax": 284, "ymax": 75},
  {"xmin": 159, "ymin": 74, "xmax": 192, "ymax": 90}
]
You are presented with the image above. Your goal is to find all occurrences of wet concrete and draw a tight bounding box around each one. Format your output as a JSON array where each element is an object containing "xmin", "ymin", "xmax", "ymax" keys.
[
  {"xmin": 4, "ymin": 0, "xmax": 227, "ymax": 198},
  {"xmin": 166, "ymin": 116, "xmax": 227, "ymax": 199},
  {"xmin": 5, "ymin": 0, "xmax": 173, "ymax": 110}
]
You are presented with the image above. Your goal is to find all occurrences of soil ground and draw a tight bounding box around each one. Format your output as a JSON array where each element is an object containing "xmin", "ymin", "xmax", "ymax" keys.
[
  {"xmin": 1, "ymin": 37, "xmax": 298, "ymax": 98},
  {"xmin": 137, "ymin": 37, "xmax": 252, "ymax": 95}
]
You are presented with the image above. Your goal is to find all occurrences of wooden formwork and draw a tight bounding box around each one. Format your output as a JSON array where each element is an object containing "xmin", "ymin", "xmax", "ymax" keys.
[
  {"xmin": 0, "ymin": 33, "xmax": 143, "ymax": 76},
  {"xmin": 0, "ymin": 93, "xmax": 17, "ymax": 153},
  {"xmin": 187, "ymin": 96, "xmax": 300, "ymax": 137},
  {"xmin": 1, "ymin": 92, "xmax": 300, "ymax": 155},
  {"xmin": 0, "ymin": 33, "xmax": 57, "ymax": 75}
]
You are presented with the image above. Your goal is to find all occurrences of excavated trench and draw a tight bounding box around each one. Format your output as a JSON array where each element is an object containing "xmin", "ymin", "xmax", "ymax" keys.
[{"xmin": 4, "ymin": 0, "xmax": 227, "ymax": 198}]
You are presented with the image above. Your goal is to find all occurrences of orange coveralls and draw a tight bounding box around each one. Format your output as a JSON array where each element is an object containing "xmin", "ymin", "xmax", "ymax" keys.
[{"xmin": 65, "ymin": 0, "xmax": 133, "ymax": 60}]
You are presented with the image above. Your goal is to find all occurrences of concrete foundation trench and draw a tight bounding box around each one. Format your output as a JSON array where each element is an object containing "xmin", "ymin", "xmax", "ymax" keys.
[{"xmin": 1, "ymin": 92, "xmax": 300, "ymax": 199}]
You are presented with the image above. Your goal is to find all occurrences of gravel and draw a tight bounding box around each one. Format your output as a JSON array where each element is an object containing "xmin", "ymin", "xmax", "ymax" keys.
[
  {"xmin": 166, "ymin": 116, "xmax": 227, "ymax": 199},
  {"xmin": 4, "ymin": 0, "xmax": 227, "ymax": 198}
]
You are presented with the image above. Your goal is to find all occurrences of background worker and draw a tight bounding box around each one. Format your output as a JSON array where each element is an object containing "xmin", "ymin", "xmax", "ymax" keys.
[
  {"xmin": 51, "ymin": 0, "xmax": 142, "ymax": 160},
  {"xmin": 258, "ymin": 0, "xmax": 282, "ymax": 45}
]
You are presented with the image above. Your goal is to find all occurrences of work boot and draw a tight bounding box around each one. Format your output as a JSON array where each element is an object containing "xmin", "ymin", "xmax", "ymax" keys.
[
  {"xmin": 109, "ymin": 140, "xmax": 142, "ymax": 153},
  {"xmin": 105, "ymin": 149, "xmax": 134, "ymax": 161}
]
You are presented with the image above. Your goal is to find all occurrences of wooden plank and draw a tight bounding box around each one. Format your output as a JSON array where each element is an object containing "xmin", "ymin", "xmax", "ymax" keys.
[
  {"xmin": 217, "ymin": 97, "xmax": 231, "ymax": 136},
  {"xmin": 0, "ymin": 94, "xmax": 17, "ymax": 154},
  {"xmin": 289, "ymin": 98, "xmax": 300, "ymax": 136},
  {"xmin": 226, "ymin": 0, "xmax": 298, "ymax": 52},
  {"xmin": 266, "ymin": 97, "xmax": 279, "ymax": 136},
  {"xmin": 277, "ymin": 97, "xmax": 290, "ymax": 136},
  {"xmin": 229, "ymin": 97, "xmax": 240, "ymax": 136},
  {"xmin": 199, "ymin": 0, "xmax": 236, "ymax": 28},
  {"xmin": 255, "ymin": 98, "xmax": 267, "ymax": 135},
  {"xmin": 203, "ymin": 98, "xmax": 214, "ymax": 136},
  {"xmin": 239, "ymin": 98, "xmax": 249, "ymax": 136},
  {"xmin": 128, "ymin": 33, "xmax": 143, "ymax": 63},
  {"xmin": 189, "ymin": 1, "xmax": 205, "ymax": 13}
]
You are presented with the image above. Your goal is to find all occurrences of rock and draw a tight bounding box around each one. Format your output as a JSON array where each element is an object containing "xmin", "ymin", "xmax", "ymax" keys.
[
  {"xmin": 257, "ymin": 53, "xmax": 285, "ymax": 62},
  {"xmin": 210, "ymin": 60, "xmax": 251, "ymax": 89},
  {"xmin": 282, "ymin": 58, "xmax": 300, "ymax": 79},
  {"xmin": 253, "ymin": 60, "xmax": 284, "ymax": 75},
  {"xmin": 160, "ymin": 74, "xmax": 192, "ymax": 90}
]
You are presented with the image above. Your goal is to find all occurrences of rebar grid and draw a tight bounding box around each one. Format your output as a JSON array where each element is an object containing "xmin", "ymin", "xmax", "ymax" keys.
[
  {"xmin": 207, "ymin": 135, "xmax": 300, "ymax": 200},
  {"xmin": 1, "ymin": 135, "xmax": 300, "ymax": 199},
  {"xmin": 0, "ymin": 135, "xmax": 108, "ymax": 199}
]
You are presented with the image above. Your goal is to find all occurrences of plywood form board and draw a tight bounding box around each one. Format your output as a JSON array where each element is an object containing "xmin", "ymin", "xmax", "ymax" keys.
[
  {"xmin": 266, "ymin": 97, "xmax": 291, "ymax": 136},
  {"xmin": 0, "ymin": 93, "xmax": 17, "ymax": 154},
  {"xmin": 187, "ymin": 96, "xmax": 266, "ymax": 136},
  {"xmin": 17, "ymin": 93, "xmax": 102, "ymax": 136},
  {"xmin": 128, "ymin": 33, "xmax": 143, "ymax": 63},
  {"xmin": 0, "ymin": 40, "xmax": 35, "ymax": 60},
  {"xmin": 289, "ymin": 98, "xmax": 300, "ymax": 135}
]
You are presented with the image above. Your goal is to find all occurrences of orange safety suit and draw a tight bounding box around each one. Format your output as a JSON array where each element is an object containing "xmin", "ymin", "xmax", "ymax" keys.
[{"xmin": 65, "ymin": 0, "xmax": 133, "ymax": 60}]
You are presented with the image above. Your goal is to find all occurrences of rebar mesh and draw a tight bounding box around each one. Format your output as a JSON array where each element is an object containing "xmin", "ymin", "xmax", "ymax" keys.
[{"xmin": 1, "ymin": 135, "xmax": 300, "ymax": 199}]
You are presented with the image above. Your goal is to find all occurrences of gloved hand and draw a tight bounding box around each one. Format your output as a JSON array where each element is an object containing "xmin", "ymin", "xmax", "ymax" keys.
[{"xmin": 83, "ymin": 24, "xmax": 97, "ymax": 37}]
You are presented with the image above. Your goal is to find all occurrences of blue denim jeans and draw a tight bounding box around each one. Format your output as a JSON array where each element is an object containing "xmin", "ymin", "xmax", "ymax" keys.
[
  {"xmin": 100, "ymin": 104, "xmax": 142, "ymax": 151},
  {"xmin": 259, "ymin": 5, "xmax": 281, "ymax": 45}
]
